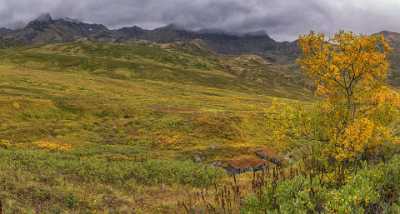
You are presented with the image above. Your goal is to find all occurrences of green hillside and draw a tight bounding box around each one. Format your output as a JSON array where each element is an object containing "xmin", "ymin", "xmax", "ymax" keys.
[{"xmin": 0, "ymin": 41, "xmax": 311, "ymax": 212}]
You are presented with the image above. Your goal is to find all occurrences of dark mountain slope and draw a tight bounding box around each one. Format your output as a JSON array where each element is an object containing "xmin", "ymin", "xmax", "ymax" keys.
[
  {"xmin": 375, "ymin": 31, "xmax": 400, "ymax": 85},
  {"xmin": 1, "ymin": 14, "xmax": 112, "ymax": 45},
  {"xmin": 0, "ymin": 14, "xmax": 297, "ymax": 62},
  {"xmin": 115, "ymin": 24, "xmax": 297, "ymax": 62},
  {"xmin": 1, "ymin": 14, "xmax": 399, "ymax": 70}
]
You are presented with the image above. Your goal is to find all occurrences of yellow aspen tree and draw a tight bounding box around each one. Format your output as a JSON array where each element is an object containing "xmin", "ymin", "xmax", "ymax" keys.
[{"xmin": 298, "ymin": 31, "xmax": 399, "ymax": 161}]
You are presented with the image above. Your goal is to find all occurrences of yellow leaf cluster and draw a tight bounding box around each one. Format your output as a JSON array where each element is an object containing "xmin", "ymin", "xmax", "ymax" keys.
[
  {"xmin": 334, "ymin": 118, "xmax": 390, "ymax": 161},
  {"xmin": 298, "ymin": 31, "xmax": 390, "ymax": 102},
  {"xmin": 265, "ymin": 100, "xmax": 312, "ymax": 151},
  {"xmin": 298, "ymin": 31, "xmax": 398, "ymax": 161},
  {"xmin": 34, "ymin": 140, "xmax": 72, "ymax": 152},
  {"xmin": 370, "ymin": 86, "xmax": 400, "ymax": 107},
  {"xmin": 12, "ymin": 102, "xmax": 21, "ymax": 109}
]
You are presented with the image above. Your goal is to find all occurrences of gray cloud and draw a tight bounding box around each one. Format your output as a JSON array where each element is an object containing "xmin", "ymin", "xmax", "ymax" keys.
[{"xmin": 0, "ymin": 0, "xmax": 399, "ymax": 41}]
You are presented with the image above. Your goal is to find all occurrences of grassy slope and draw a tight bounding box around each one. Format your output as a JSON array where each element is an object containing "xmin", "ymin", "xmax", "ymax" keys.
[{"xmin": 0, "ymin": 41, "xmax": 310, "ymax": 212}]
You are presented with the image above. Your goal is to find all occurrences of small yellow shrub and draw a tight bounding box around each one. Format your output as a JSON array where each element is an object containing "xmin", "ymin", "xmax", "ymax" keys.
[
  {"xmin": 34, "ymin": 140, "xmax": 72, "ymax": 152},
  {"xmin": 0, "ymin": 139, "xmax": 12, "ymax": 148},
  {"xmin": 331, "ymin": 118, "xmax": 390, "ymax": 161},
  {"xmin": 12, "ymin": 102, "xmax": 21, "ymax": 109}
]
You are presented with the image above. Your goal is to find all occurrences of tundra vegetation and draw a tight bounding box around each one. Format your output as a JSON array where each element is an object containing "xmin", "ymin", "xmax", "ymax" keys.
[
  {"xmin": 180, "ymin": 32, "xmax": 400, "ymax": 213},
  {"xmin": 0, "ymin": 31, "xmax": 399, "ymax": 213}
]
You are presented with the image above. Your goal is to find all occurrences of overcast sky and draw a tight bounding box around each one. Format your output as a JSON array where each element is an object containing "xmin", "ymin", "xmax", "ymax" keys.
[{"xmin": 0, "ymin": 0, "xmax": 399, "ymax": 41}]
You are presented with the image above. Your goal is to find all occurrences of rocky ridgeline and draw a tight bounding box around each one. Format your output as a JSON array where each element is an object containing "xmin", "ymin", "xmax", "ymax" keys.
[{"xmin": 0, "ymin": 14, "xmax": 298, "ymax": 62}]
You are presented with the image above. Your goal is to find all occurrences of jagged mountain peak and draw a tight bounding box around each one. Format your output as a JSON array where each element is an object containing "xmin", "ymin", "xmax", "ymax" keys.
[
  {"xmin": 25, "ymin": 13, "xmax": 54, "ymax": 30},
  {"xmin": 33, "ymin": 13, "xmax": 53, "ymax": 23},
  {"xmin": 0, "ymin": 15, "xmax": 298, "ymax": 62}
]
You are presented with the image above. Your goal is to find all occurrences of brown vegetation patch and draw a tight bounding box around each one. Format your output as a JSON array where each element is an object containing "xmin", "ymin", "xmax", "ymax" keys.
[
  {"xmin": 193, "ymin": 113, "xmax": 242, "ymax": 139},
  {"xmin": 255, "ymin": 147, "xmax": 284, "ymax": 165}
]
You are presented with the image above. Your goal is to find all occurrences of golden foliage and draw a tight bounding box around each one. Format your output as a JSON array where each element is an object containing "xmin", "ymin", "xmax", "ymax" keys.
[
  {"xmin": 12, "ymin": 102, "xmax": 21, "ymax": 109},
  {"xmin": 334, "ymin": 118, "xmax": 390, "ymax": 161},
  {"xmin": 298, "ymin": 31, "xmax": 399, "ymax": 161},
  {"xmin": 34, "ymin": 140, "xmax": 72, "ymax": 152},
  {"xmin": 298, "ymin": 31, "xmax": 391, "ymax": 103},
  {"xmin": 265, "ymin": 99, "xmax": 314, "ymax": 152},
  {"xmin": 0, "ymin": 139, "xmax": 12, "ymax": 149}
]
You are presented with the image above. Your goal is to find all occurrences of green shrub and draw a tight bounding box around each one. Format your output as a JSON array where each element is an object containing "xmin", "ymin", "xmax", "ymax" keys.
[
  {"xmin": 0, "ymin": 149, "xmax": 223, "ymax": 188},
  {"xmin": 243, "ymin": 155, "xmax": 400, "ymax": 213},
  {"xmin": 326, "ymin": 167, "xmax": 383, "ymax": 213},
  {"xmin": 243, "ymin": 176, "xmax": 328, "ymax": 213},
  {"xmin": 64, "ymin": 193, "xmax": 78, "ymax": 209}
]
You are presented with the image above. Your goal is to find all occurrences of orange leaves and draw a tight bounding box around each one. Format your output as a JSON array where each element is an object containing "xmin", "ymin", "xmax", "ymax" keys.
[
  {"xmin": 334, "ymin": 118, "xmax": 391, "ymax": 161},
  {"xmin": 298, "ymin": 31, "xmax": 398, "ymax": 162},
  {"xmin": 370, "ymin": 86, "xmax": 400, "ymax": 107},
  {"xmin": 298, "ymin": 31, "xmax": 390, "ymax": 102},
  {"xmin": 335, "ymin": 118, "xmax": 374, "ymax": 160}
]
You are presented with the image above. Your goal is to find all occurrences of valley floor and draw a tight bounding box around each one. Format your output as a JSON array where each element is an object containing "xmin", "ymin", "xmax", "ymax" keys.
[{"xmin": 0, "ymin": 63, "xmax": 306, "ymax": 212}]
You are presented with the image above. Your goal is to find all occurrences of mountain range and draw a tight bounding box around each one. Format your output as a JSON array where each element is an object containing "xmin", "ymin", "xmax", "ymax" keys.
[
  {"xmin": 1, "ymin": 14, "xmax": 400, "ymax": 82},
  {"xmin": 0, "ymin": 14, "xmax": 298, "ymax": 63}
]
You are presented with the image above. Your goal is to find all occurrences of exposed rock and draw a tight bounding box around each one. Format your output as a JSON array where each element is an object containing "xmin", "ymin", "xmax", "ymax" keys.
[
  {"xmin": 193, "ymin": 154, "xmax": 203, "ymax": 163},
  {"xmin": 211, "ymin": 161, "xmax": 223, "ymax": 168}
]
